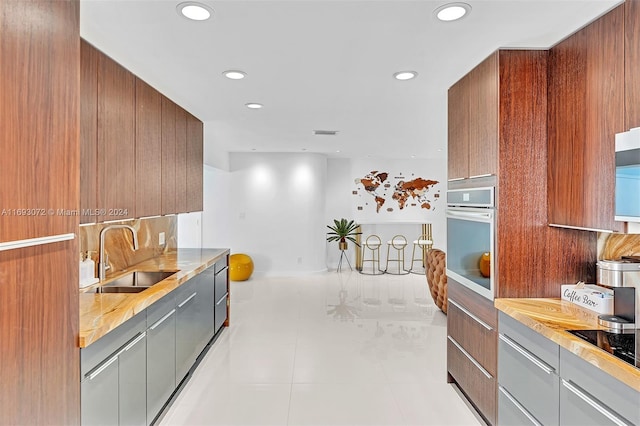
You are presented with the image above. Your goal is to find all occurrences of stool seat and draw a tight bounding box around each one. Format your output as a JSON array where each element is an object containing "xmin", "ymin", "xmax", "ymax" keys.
[
  {"xmin": 385, "ymin": 234, "xmax": 409, "ymax": 275},
  {"xmin": 413, "ymin": 239, "xmax": 433, "ymax": 245}
]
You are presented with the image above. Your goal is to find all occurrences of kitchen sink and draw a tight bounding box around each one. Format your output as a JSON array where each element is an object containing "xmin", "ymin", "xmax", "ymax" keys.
[{"xmin": 96, "ymin": 271, "xmax": 178, "ymax": 294}]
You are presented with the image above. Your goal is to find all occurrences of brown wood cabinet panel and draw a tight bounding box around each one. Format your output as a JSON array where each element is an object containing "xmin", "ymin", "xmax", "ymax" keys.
[
  {"xmin": 175, "ymin": 106, "xmax": 188, "ymax": 213},
  {"xmin": 447, "ymin": 338, "xmax": 496, "ymax": 425},
  {"xmin": 448, "ymin": 76, "xmax": 469, "ymax": 180},
  {"xmin": 468, "ymin": 53, "xmax": 498, "ymax": 178},
  {"xmin": 81, "ymin": 40, "xmax": 99, "ymax": 224},
  {"xmin": 448, "ymin": 300, "xmax": 497, "ymax": 375},
  {"xmin": 135, "ymin": 78, "xmax": 162, "ymax": 218},
  {"xmin": 0, "ymin": 0, "xmax": 80, "ymax": 242},
  {"xmin": 547, "ymin": 5, "xmax": 624, "ymax": 232},
  {"xmin": 98, "ymin": 52, "xmax": 136, "ymax": 222},
  {"xmin": 186, "ymin": 112, "xmax": 204, "ymax": 212},
  {"xmin": 162, "ymin": 97, "xmax": 177, "ymax": 215},
  {"xmin": 626, "ymin": 0, "xmax": 640, "ymax": 130},
  {"xmin": 0, "ymin": 240, "xmax": 80, "ymax": 425}
]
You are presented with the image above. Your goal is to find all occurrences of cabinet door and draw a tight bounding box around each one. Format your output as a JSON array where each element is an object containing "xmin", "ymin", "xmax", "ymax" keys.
[
  {"xmin": 119, "ymin": 332, "xmax": 147, "ymax": 426},
  {"xmin": 625, "ymin": 0, "xmax": 640, "ymax": 130},
  {"xmin": 146, "ymin": 303, "xmax": 176, "ymax": 424},
  {"xmin": 135, "ymin": 78, "xmax": 162, "ymax": 218},
  {"xmin": 197, "ymin": 265, "xmax": 216, "ymax": 346},
  {"xmin": 547, "ymin": 6, "xmax": 624, "ymax": 231},
  {"xmin": 175, "ymin": 279, "xmax": 200, "ymax": 384},
  {"xmin": 498, "ymin": 386, "xmax": 542, "ymax": 426},
  {"xmin": 175, "ymin": 106, "xmax": 188, "ymax": 213},
  {"xmin": 448, "ymin": 75, "xmax": 469, "ymax": 181},
  {"xmin": 214, "ymin": 263, "xmax": 229, "ymax": 332},
  {"xmin": 161, "ymin": 97, "xmax": 177, "ymax": 215},
  {"xmin": 98, "ymin": 52, "xmax": 136, "ymax": 222},
  {"xmin": 80, "ymin": 40, "xmax": 99, "ymax": 224},
  {"xmin": 81, "ymin": 354, "xmax": 119, "ymax": 426},
  {"xmin": 0, "ymin": 0, "xmax": 79, "ymax": 242},
  {"xmin": 186, "ymin": 112, "xmax": 203, "ymax": 212},
  {"xmin": 468, "ymin": 53, "xmax": 498, "ymax": 178}
]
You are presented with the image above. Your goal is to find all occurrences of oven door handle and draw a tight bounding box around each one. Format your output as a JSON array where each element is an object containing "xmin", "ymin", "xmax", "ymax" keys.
[{"xmin": 446, "ymin": 210, "xmax": 493, "ymax": 221}]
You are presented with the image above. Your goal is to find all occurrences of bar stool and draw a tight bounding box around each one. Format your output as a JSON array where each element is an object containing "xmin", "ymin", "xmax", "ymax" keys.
[
  {"xmin": 407, "ymin": 233, "xmax": 433, "ymax": 274},
  {"xmin": 360, "ymin": 235, "xmax": 384, "ymax": 275},
  {"xmin": 385, "ymin": 235, "xmax": 409, "ymax": 275}
]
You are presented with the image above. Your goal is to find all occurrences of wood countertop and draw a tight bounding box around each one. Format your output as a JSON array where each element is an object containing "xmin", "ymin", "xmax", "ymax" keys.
[
  {"xmin": 495, "ymin": 298, "xmax": 640, "ymax": 392},
  {"xmin": 79, "ymin": 248, "xmax": 229, "ymax": 348}
]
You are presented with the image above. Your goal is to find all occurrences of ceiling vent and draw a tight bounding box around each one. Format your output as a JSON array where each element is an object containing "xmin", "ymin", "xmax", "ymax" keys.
[{"xmin": 313, "ymin": 130, "xmax": 339, "ymax": 136}]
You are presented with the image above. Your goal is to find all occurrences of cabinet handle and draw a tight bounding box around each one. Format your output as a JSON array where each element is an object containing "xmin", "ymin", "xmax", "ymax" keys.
[
  {"xmin": 216, "ymin": 293, "xmax": 229, "ymax": 306},
  {"xmin": 122, "ymin": 332, "xmax": 146, "ymax": 352},
  {"xmin": 469, "ymin": 174, "xmax": 493, "ymax": 179},
  {"xmin": 0, "ymin": 233, "xmax": 74, "ymax": 252},
  {"xmin": 499, "ymin": 333, "xmax": 555, "ymax": 375},
  {"xmin": 448, "ymin": 177, "xmax": 465, "ymax": 182},
  {"xmin": 548, "ymin": 223, "xmax": 615, "ymax": 233},
  {"xmin": 447, "ymin": 336, "xmax": 493, "ymax": 379},
  {"xmin": 498, "ymin": 386, "xmax": 542, "ymax": 426},
  {"xmin": 149, "ymin": 309, "xmax": 176, "ymax": 330},
  {"xmin": 448, "ymin": 299, "xmax": 493, "ymax": 331},
  {"xmin": 86, "ymin": 354, "xmax": 119, "ymax": 381},
  {"xmin": 178, "ymin": 292, "xmax": 197, "ymax": 308},
  {"xmin": 561, "ymin": 379, "xmax": 632, "ymax": 426}
]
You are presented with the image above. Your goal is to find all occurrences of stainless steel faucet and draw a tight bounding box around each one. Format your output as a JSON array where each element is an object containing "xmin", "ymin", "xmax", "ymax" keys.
[{"xmin": 99, "ymin": 224, "xmax": 139, "ymax": 281}]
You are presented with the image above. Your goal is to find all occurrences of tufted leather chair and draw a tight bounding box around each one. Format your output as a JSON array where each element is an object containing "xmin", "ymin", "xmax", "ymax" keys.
[{"xmin": 426, "ymin": 248, "xmax": 448, "ymax": 314}]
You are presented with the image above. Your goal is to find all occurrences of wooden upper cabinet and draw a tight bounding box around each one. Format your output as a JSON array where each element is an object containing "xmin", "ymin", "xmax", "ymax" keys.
[
  {"xmin": 448, "ymin": 76, "xmax": 469, "ymax": 180},
  {"xmin": 80, "ymin": 40, "xmax": 99, "ymax": 224},
  {"xmin": 447, "ymin": 52, "xmax": 498, "ymax": 181},
  {"xmin": 468, "ymin": 54, "xmax": 498, "ymax": 178},
  {"xmin": 547, "ymin": 5, "xmax": 625, "ymax": 232},
  {"xmin": 626, "ymin": 0, "xmax": 640, "ymax": 130},
  {"xmin": 175, "ymin": 106, "xmax": 188, "ymax": 213},
  {"xmin": 186, "ymin": 112, "xmax": 204, "ymax": 212},
  {"xmin": 97, "ymin": 52, "xmax": 136, "ymax": 222},
  {"xmin": 161, "ymin": 97, "xmax": 177, "ymax": 215},
  {"xmin": 0, "ymin": 0, "xmax": 80, "ymax": 243},
  {"xmin": 135, "ymin": 78, "xmax": 162, "ymax": 218}
]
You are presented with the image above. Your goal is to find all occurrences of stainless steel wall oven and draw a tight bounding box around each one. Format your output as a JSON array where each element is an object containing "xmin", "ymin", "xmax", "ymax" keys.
[{"xmin": 446, "ymin": 187, "xmax": 495, "ymax": 300}]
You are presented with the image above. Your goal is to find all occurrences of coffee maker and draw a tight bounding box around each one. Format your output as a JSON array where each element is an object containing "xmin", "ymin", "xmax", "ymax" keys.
[{"xmin": 597, "ymin": 257, "xmax": 640, "ymax": 331}]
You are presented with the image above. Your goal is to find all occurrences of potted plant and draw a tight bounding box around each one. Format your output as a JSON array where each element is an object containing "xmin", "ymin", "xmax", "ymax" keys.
[{"xmin": 326, "ymin": 218, "xmax": 361, "ymax": 251}]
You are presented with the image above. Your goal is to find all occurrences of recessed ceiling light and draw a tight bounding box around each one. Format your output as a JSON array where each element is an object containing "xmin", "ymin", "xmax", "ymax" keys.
[
  {"xmin": 434, "ymin": 3, "xmax": 471, "ymax": 21},
  {"xmin": 245, "ymin": 103, "xmax": 263, "ymax": 109},
  {"xmin": 177, "ymin": 2, "xmax": 213, "ymax": 21},
  {"xmin": 393, "ymin": 71, "xmax": 418, "ymax": 81},
  {"xmin": 223, "ymin": 70, "xmax": 246, "ymax": 80}
]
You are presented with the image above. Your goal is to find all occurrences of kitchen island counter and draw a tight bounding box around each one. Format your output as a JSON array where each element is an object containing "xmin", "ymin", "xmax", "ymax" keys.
[
  {"xmin": 495, "ymin": 297, "xmax": 640, "ymax": 392},
  {"xmin": 79, "ymin": 248, "xmax": 229, "ymax": 348}
]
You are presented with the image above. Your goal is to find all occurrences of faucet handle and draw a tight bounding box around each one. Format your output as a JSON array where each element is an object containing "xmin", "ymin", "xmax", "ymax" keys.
[{"xmin": 104, "ymin": 254, "xmax": 111, "ymax": 271}]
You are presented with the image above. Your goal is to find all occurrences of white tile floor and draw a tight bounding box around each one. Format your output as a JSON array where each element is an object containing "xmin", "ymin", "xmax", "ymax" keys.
[{"xmin": 159, "ymin": 271, "xmax": 482, "ymax": 426}]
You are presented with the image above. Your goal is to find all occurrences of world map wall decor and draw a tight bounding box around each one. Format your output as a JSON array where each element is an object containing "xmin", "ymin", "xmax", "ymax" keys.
[{"xmin": 354, "ymin": 170, "xmax": 440, "ymax": 213}]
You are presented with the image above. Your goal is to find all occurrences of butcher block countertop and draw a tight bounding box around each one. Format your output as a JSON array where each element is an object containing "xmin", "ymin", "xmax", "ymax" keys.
[
  {"xmin": 495, "ymin": 298, "xmax": 640, "ymax": 392},
  {"xmin": 79, "ymin": 248, "xmax": 229, "ymax": 348}
]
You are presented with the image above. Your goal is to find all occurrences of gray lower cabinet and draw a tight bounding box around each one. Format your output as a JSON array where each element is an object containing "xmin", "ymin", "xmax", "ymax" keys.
[
  {"xmin": 176, "ymin": 278, "xmax": 200, "ymax": 384},
  {"xmin": 81, "ymin": 353, "xmax": 119, "ymax": 426},
  {"xmin": 559, "ymin": 348, "xmax": 639, "ymax": 426},
  {"xmin": 146, "ymin": 294, "xmax": 176, "ymax": 425},
  {"xmin": 498, "ymin": 312, "xmax": 560, "ymax": 425},
  {"xmin": 197, "ymin": 264, "xmax": 216, "ymax": 343},
  {"xmin": 81, "ymin": 312, "xmax": 147, "ymax": 426},
  {"xmin": 214, "ymin": 260, "xmax": 228, "ymax": 332}
]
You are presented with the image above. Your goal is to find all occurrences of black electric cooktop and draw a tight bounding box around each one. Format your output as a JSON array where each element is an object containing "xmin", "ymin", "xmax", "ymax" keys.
[{"xmin": 567, "ymin": 329, "xmax": 639, "ymax": 369}]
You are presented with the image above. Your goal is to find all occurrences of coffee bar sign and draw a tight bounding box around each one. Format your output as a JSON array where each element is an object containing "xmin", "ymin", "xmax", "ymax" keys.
[{"xmin": 561, "ymin": 284, "xmax": 614, "ymax": 315}]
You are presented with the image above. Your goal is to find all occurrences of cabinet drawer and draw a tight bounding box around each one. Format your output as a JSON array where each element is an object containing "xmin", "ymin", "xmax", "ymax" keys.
[
  {"xmin": 560, "ymin": 379, "xmax": 634, "ymax": 426},
  {"xmin": 499, "ymin": 312, "xmax": 559, "ymax": 370},
  {"xmin": 560, "ymin": 348, "xmax": 639, "ymax": 425},
  {"xmin": 147, "ymin": 292, "xmax": 176, "ymax": 327},
  {"xmin": 447, "ymin": 336, "xmax": 496, "ymax": 425},
  {"xmin": 448, "ymin": 298, "xmax": 497, "ymax": 375},
  {"xmin": 214, "ymin": 257, "xmax": 228, "ymax": 274},
  {"xmin": 215, "ymin": 293, "xmax": 228, "ymax": 332},
  {"xmin": 498, "ymin": 386, "xmax": 541, "ymax": 426},
  {"xmin": 215, "ymin": 266, "xmax": 228, "ymax": 301},
  {"xmin": 498, "ymin": 332, "xmax": 559, "ymax": 425}
]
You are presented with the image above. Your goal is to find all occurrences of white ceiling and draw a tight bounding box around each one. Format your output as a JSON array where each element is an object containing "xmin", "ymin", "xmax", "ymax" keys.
[{"xmin": 80, "ymin": 0, "xmax": 621, "ymax": 163}]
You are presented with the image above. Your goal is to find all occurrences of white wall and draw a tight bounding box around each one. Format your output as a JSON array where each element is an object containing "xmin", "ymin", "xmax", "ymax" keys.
[
  {"xmin": 177, "ymin": 212, "xmax": 202, "ymax": 248},
  {"xmin": 227, "ymin": 152, "xmax": 328, "ymax": 275}
]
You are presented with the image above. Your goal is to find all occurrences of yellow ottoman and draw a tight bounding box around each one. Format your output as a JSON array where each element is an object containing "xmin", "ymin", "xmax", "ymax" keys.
[{"xmin": 229, "ymin": 253, "xmax": 254, "ymax": 281}]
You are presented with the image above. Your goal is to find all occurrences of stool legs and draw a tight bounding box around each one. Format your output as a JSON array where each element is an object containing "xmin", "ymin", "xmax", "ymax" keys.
[
  {"xmin": 360, "ymin": 235, "xmax": 384, "ymax": 275},
  {"xmin": 385, "ymin": 235, "xmax": 409, "ymax": 275}
]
